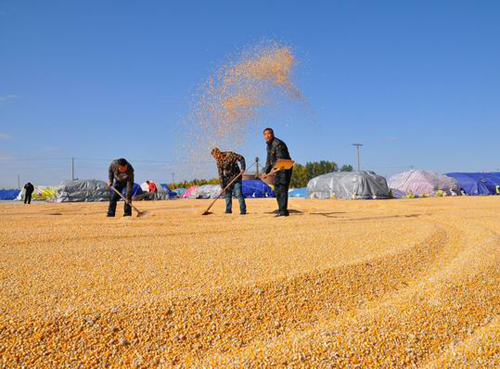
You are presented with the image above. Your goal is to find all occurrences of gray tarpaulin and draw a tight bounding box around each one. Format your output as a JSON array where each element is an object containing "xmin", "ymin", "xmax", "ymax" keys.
[
  {"xmin": 56, "ymin": 179, "xmax": 110, "ymax": 202},
  {"xmin": 307, "ymin": 171, "xmax": 390, "ymax": 199}
]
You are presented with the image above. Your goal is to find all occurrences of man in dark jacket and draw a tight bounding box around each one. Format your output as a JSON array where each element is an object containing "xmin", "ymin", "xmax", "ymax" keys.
[
  {"xmin": 211, "ymin": 148, "xmax": 247, "ymax": 214},
  {"xmin": 107, "ymin": 158, "xmax": 134, "ymax": 217},
  {"xmin": 262, "ymin": 128, "xmax": 292, "ymax": 217},
  {"xmin": 23, "ymin": 182, "xmax": 34, "ymax": 204}
]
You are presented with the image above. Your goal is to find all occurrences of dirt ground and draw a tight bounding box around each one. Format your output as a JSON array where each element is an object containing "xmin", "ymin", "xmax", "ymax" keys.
[{"xmin": 1, "ymin": 197, "xmax": 499, "ymax": 367}]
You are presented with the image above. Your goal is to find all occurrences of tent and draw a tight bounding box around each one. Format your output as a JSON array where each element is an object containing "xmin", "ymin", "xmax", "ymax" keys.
[
  {"xmin": 108, "ymin": 183, "xmax": 143, "ymax": 199},
  {"xmin": 0, "ymin": 189, "xmax": 20, "ymax": 200},
  {"xmin": 180, "ymin": 186, "xmax": 198, "ymax": 199},
  {"xmin": 140, "ymin": 182, "xmax": 151, "ymax": 192},
  {"xmin": 307, "ymin": 171, "xmax": 390, "ymax": 199},
  {"xmin": 446, "ymin": 172, "xmax": 500, "ymax": 195},
  {"xmin": 56, "ymin": 179, "xmax": 110, "ymax": 202},
  {"xmin": 16, "ymin": 186, "xmax": 58, "ymax": 202},
  {"xmin": 192, "ymin": 185, "xmax": 222, "ymax": 199},
  {"xmin": 160, "ymin": 184, "xmax": 178, "ymax": 199},
  {"xmin": 242, "ymin": 180, "xmax": 275, "ymax": 198},
  {"xmin": 125, "ymin": 183, "xmax": 144, "ymax": 198},
  {"xmin": 173, "ymin": 188, "xmax": 186, "ymax": 196},
  {"xmin": 288, "ymin": 187, "xmax": 307, "ymax": 198},
  {"xmin": 388, "ymin": 170, "xmax": 461, "ymax": 196}
]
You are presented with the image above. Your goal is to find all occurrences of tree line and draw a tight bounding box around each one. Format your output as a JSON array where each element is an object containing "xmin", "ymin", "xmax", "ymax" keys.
[{"xmin": 290, "ymin": 161, "xmax": 353, "ymax": 188}]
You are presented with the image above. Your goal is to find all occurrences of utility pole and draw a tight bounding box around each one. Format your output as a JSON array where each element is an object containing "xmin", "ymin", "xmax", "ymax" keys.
[
  {"xmin": 352, "ymin": 143, "xmax": 363, "ymax": 171},
  {"xmin": 17, "ymin": 174, "xmax": 20, "ymax": 190},
  {"xmin": 255, "ymin": 157, "xmax": 260, "ymax": 177},
  {"xmin": 71, "ymin": 157, "xmax": 75, "ymax": 181}
]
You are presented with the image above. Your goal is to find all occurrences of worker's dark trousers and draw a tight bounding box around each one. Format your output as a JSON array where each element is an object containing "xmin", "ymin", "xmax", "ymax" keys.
[
  {"xmin": 107, "ymin": 182, "xmax": 132, "ymax": 216},
  {"xmin": 274, "ymin": 168, "xmax": 293, "ymax": 215},
  {"xmin": 24, "ymin": 192, "xmax": 32, "ymax": 204}
]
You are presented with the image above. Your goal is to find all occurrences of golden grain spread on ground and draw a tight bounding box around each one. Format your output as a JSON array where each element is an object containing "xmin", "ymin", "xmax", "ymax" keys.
[{"xmin": 1, "ymin": 197, "xmax": 500, "ymax": 367}]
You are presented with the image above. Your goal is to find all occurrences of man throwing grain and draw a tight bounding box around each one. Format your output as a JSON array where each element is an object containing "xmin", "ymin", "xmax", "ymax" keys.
[
  {"xmin": 107, "ymin": 158, "xmax": 134, "ymax": 217},
  {"xmin": 211, "ymin": 148, "xmax": 247, "ymax": 215},
  {"xmin": 262, "ymin": 128, "xmax": 292, "ymax": 217}
]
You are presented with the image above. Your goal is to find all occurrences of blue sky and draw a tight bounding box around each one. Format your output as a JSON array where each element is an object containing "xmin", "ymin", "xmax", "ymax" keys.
[{"xmin": 1, "ymin": 0, "xmax": 499, "ymax": 187}]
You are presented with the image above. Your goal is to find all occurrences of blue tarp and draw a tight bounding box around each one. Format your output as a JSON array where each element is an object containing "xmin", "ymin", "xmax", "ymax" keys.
[
  {"xmin": 242, "ymin": 180, "xmax": 275, "ymax": 198},
  {"xmin": 160, "ymin": 183, "xmax": 178, "ymax": 199},
  {"xmin": 0, "ymin": 189, "xmax": 20, "ymax": 200},
  {"xmin": 446, "ymin": 172, "xmax": 500, "ymax": 195},
  {"xmin": 289, "ymin": 187, "xmax": 307, "ymax": 198},
  {"xmin": 109, "ymin": 183, "xmax": 143, "ymax": 197}
]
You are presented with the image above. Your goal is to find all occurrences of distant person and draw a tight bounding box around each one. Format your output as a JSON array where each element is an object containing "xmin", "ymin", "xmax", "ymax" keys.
[
  {"xmin": 262, "ymin": 128, "xmax": 292, "ymax": 217},
  {"xmin": 146, "ymin": 180, "xmax": 158, "ymax": 193},
  {"xmin": 496, "ymin": 185, "xmax": 500, "ymax": 195},
  {"xmin": 107, "ymin": 158, "xmax": 134, "ymax": 217},
  {"xmin": 211, "ymin": 148, "xmax": 246, "ymax": 215},
  {"xmin": 146, "ymin": 180, "xmax": 158, "ymax": 200},
  {"xmin": 23, "ymin": 182, "xmax": 34, "ymax": 204}
]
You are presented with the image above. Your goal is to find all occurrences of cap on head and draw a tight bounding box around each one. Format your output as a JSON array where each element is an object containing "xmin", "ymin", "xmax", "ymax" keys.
[{"xmin": 211, "ymin": 148, "xmax": 221, "ymax": 157}]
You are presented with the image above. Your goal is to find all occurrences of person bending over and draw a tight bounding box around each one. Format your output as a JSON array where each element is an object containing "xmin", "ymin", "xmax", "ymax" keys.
[
  {"xmin": 107, "ymin": 158, "xmax": 134, "ymax": 217},
  {"xmin": 211, "ymin": 148, "xmax": 246, "ymax": 215}
]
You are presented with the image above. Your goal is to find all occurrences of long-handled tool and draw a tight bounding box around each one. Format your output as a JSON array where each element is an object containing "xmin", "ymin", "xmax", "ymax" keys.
[
  {"xmin": 201, "ymin": 162, "xmax": 255, "ymax": 216},
  {"xmin": 111, "ymin": 186, "xmax": 148, "ymax": 218}
]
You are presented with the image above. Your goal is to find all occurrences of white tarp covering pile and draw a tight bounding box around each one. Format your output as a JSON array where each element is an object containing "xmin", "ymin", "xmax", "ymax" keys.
[
  {"xmin": 192, "ymin": 184, "xmax": 222, "ymax": 199},
  {"xmin": 55, "ymin": 179, "xmax": 110, "ymax": 202},
  {"xmin": 388, "ymin": 169, "xmax": 461, "ymax": 196},
  {"xmin": 307, "ymin": 171, "xmax": 390, "ymax": 199}
]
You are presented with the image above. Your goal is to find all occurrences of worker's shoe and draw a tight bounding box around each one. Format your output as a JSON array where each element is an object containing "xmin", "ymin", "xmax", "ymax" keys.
[
  {"xmin": 123, "ymin": 213, "xmax": 132, "ymax": 217},
  {"xmin": 275, "ymin": 212, "xmax": 289, "ymax": 217},
  {"xmin": 240, "ymin": 211, "xmax": 246, "ymax": 215},
  {"xmin": 225, "ymin": 211, "xmax": 232, "ymax": 214},
  {"xmin": 106, "ymin": 213, "xmax": 115, "ymax": 217}
]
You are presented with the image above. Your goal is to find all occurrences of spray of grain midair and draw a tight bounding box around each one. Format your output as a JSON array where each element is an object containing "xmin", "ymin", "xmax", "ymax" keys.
[{"xmin": 184, "ymin": 42, "xmax": 302, "ymax": 171}]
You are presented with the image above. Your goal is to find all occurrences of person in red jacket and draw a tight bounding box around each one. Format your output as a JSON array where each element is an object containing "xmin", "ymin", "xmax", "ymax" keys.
[{"xmin": 146, "ymin": 181, "xmax": 158, "ymax": 193}]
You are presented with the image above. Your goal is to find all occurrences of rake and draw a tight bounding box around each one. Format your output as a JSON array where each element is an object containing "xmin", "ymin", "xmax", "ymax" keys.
[
  {"xmin": 202, "ymin": 162, "xmax": 255, "ymax": 215},
  {"xmin": 111, "ymin": 186, "xmax": 148, "ymax": 218}
]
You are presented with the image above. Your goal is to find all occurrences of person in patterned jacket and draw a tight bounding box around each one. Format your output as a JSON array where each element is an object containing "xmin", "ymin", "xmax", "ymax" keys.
[{"xmin": 211, "ymin": 148, "xmax": 247, "ymax": 215}]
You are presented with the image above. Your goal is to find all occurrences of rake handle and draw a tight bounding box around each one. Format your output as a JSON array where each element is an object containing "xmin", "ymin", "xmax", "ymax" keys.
[
  {"xmin": 203, "ymin": 172, "xmax": 243, "ymax": 214},
  {"xmin": 202, "ymin": 162, "xmax": 256, "ymax": 215}
]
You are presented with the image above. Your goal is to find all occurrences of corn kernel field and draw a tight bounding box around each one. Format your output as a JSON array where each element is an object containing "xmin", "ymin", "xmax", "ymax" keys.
[{"xmin": 1, "ymin": 197, "xmax": 500, "ymax": 367}]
